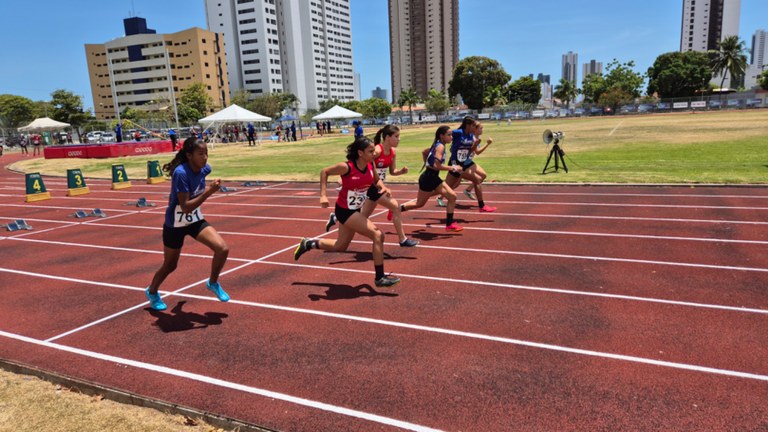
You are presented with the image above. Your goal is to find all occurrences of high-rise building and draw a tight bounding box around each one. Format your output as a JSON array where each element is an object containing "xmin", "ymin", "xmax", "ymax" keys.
[
  {"xmin": 372, "ymin": 86, "xmax": 389, "ymax": 100},
  {"xmin": 582, "ymin": 60, "xmax": 603, "ymax": 81},
  {"xmin": 85, "ymin": 17, "xmax": 229, "ymax": 121},
  {"xmin": 205, "ymin": 0, "xmax": 355, "ymax": 113},
  {"xmin": 680, "ymin": 0, "xmax": 741, "ymax": 52},
  {"xmin": 536, "ymin": 73, "xmax": 550, "ymax": 85},
  {"xmin": 562, "ymin": 51, "xmax": 578, "ymax": 85},
  {"xmin": 745, "ymin": 29, "xmax": 767, "ymax": 88},
  {"xmin": 389, "ymin": 0, "xmax": 459, "ymax": 103}
]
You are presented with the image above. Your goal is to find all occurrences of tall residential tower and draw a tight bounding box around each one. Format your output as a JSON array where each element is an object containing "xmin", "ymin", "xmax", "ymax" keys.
[
  {"xmin": 680, "ymin": 0, "xmax": 741, "ymax": 52},
  {"xmin": 388, "ymin": 0, "xmax": 459, "ymax": 103},
  {"xmin": 205, "ymin": 0, "xmax": 355, "ymax": 112}
]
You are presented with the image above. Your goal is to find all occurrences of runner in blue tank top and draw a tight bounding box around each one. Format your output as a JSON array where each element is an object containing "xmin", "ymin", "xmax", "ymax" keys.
[
  {"xmin": 144, "ymin": 137, "xmax": 230, "ymax": 311},
  {"xmin": 443, "ymin": 116, "xmax": 496, "ymax": 212}
]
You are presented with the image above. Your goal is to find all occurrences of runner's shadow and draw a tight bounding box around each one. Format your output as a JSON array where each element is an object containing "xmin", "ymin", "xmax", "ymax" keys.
[
  {"xmin": 293, "ymin": 281, "xmax": 399, "ymax": 301},
  {"xmin": 327, "ymin": 251, "xmax": 416, "ymax": 264},
  {"xmin": 408, "ymin": 229, "xmax": 458, "ymax": 241},
  {"xmin": 146, "ymin": 301, "xmax": 228, "ymax": 333}
]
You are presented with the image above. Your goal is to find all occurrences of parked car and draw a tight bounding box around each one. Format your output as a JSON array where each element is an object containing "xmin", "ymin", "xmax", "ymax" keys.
[
  {"xmin": 101, "ymin": 132, "xmax": 116, "ymax": 142},
  {"xmin": 86, "ymin": 131, "xmax": 102, "ymax": 142}
]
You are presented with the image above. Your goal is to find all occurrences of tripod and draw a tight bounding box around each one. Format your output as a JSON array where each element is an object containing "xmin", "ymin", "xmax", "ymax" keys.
[{"xmin": 542, "ymin": 139, "xmax": 568, "ymax": 174}]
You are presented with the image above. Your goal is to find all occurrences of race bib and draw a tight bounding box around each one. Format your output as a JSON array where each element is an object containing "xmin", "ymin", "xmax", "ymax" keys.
[
  {"xmin": 457, "ymin": 149, "xmax": 470, "ymax": 162},
  {"xmin": 174, "ymin": 205, "xmax": 204, "ymax": 228},
  {"xmin": 347, "ymin": 189, "xmax": 367, "ymax": 210},
  {"xmin": 376, "ymin": 168, "xmax": 387, "ymax": 182}
]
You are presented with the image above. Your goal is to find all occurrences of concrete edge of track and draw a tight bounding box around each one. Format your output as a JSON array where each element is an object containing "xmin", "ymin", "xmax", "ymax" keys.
[{"xmin": 0, "ymin": 357, "xmax": 276, "ymax": 432}]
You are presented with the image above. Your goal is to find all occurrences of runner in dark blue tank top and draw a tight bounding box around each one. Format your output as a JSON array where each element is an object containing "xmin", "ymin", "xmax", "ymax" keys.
[
  {"xmin": 443, "ymin": 116, "xmax": 496, "ymax": 212},
  {"xmin": 144, "ymin": 137, "xmax": 230, "ymax": 311}
]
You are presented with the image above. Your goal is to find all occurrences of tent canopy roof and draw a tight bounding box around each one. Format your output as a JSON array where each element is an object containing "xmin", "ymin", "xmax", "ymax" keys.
[
  {"xmin": 312, "ymin": 105, "xmax": 362, "ymax": 120},
  {"xmin": 199, "ymin": 104, "xmax": 271, "ymax": 125},
  {"xmin": 18, "ymin": 117, "xmax": 70, "ymax": 132}
]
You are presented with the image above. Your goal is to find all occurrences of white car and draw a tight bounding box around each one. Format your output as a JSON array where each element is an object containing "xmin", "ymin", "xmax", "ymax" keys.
[
  {"xmin": 86, "ymin": 131, "xmax": 102, "ymax": 142},
  {"xmin": 101, "ymin": 132, "xmax": 116, "ymax": 142}
]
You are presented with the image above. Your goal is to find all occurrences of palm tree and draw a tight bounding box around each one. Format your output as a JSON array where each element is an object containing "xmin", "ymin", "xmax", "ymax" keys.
[
  {"xmin": 553, "ymin": 78, "xmax": 578, "ymax": 109},
  {"xmin": 710, "ymin": 35, "xmax": 748, "ymax": 93},
  {"xmin": 397, "ymin": 88, "xmax": 420, "ymax": 124}
]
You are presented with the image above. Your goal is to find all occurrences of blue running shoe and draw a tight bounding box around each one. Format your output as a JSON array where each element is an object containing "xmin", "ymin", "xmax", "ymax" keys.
[
  {"xmin": 206, "ymin": 280, "xmax": 230, "ymax": 302},
  {"xmin": 145, "ymin": 287, "xmax": 167, "ymax": 311}
]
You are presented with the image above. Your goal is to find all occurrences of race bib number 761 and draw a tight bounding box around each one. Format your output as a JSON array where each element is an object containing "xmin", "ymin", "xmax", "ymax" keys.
[{"xmin": 174, "ymin": 205, "xmax": 203, "ymax": 227}]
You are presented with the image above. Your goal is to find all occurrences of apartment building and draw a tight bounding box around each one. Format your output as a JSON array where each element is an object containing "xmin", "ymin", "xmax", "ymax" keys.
[{"xmin": 85, "ymin": 17, "xmax": 229, "ymax": 121}]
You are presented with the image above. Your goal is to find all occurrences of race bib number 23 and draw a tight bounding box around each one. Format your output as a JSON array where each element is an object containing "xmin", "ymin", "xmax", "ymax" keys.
[
  {"xmin": 347, "ymin": 189, "xmax": 366, "ymax": 210},
  {"xmin": 174, "ymin": 205, "xmax": 204, "ymax": 227}
]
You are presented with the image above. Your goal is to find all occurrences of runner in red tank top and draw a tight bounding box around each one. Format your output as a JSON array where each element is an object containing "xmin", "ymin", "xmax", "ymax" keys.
[
  {"xmin": 294, "ymin": 136, "xmax": 400, "ymax": 288},
  {"xmin": 324, "ymin": 125, "xmax": 418, "ymax": 247}
]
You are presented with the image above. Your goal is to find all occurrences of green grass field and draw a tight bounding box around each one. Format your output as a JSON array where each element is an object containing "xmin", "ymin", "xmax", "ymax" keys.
[{"xmin": 9, "ymin": 109, "xmax": 768, "ymax": 184}]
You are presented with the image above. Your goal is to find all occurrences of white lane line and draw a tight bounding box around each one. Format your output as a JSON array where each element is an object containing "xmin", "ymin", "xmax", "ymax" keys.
[
  {"xmin": 608, "ymin": 120, "xmax": 625, "ymax": 136},
  {"xmin": 255, "ymin": 260, "xmax": 768, "ymax": 315},
  {"xmin": 0, "ymin": 330, "xmax": 441, "ymax": 432}
]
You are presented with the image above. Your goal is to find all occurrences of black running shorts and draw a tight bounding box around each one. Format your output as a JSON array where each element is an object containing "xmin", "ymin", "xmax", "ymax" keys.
[{"xmin": 162, "ymin": 220, "xmax": 210, "ymax": 249}]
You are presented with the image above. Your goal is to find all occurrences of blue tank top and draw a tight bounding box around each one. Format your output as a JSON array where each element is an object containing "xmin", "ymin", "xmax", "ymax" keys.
[
  {"xmin": 425, "ymin": 141, "xmax": 445, "ymax": 170},
  {"xmin": 164, "ymin": 163, "xmax": 211, "ymax": 227},
  {"xmin": 450, "ymin": 129, "xmax": 475, "ymax": 163}
]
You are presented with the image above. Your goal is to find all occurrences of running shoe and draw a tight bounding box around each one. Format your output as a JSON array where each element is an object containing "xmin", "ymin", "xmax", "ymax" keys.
[
  {"xmin": 325, "ymin": 213, "xmax": 337, "ymax": 232},
  {"xmin": 399, "ymin": 238, "xmax": 419, "ymax": 247},
  {"xmin": 464, "ymin": 189, "xmax": 476, "ymax": 200},
  {"xmin": 387, "ymin": 210, "xmax": 393, "ymax": 221},
  {"xmin": 479, "ymin": 205, "xmax": 497, "ymax": 213},
  {"xmin": 145, "ymin": 287, "xmax": 167, "ymax": 311},
  {"xmin": 375, "ymin": 274, "xmax": 401, "ymax": 287},
  {"xmin": 445, "ymin": 222, "xmax": 464, "ymax": 231},
  {"xmin": 436, "ymin": 197, "xmax": 446, "ymax": 207},
  {"xmin": 294, "ymin": 237, "xmax": 310, "ymax": 261},
  {"xmin": 206, "ymin": 280, "xmax": 230, "ymax": 302}
]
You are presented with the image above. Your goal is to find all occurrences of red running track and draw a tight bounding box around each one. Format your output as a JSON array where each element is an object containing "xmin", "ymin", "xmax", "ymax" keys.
[{"xmin": 0, "ymin": 151, "xmax": 767, "ymax": 431}]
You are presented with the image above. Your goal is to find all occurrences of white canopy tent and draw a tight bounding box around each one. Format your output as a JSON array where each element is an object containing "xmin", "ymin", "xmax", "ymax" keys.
[
  {"xmin": 18, "ymin": 117, "xmax": 70, "ymax": 132},
  {"xmin": 312, "ymin": 105, "xmax": 362, "ymax": 121},
  {"xmin": 199, "ymin": 104, "xmax": 272, "ymax": 144}
]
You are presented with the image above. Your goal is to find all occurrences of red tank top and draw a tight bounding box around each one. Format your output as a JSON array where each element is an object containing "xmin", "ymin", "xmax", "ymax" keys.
[
  {"xmin": 336, "ymin": 161, "xmax": 374, "ymax": 210},
  {"xmin": 373, "ymin": 144, "xmax": 395, "ymax": 181}
]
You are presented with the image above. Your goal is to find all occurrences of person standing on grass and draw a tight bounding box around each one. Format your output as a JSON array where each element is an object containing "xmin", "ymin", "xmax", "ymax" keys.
[
  {"xmin": 247, "ymin": 122, "xmax": 256, "ymax": 146},
  {"xmin": 145, "ymin": 137, "xmax": 230, "ymax": 311},
  {"xmin": 294, "ymin": 135, "xmax": 401, "ymax": 288},
  {"xmin": 398, "ymin": 125, "xmax": 464, "ymax": 231},
  {"xmin": 324, "ymin": 125, "xmax": 418, "ymax": 247},
  {"xmin": 438, "ymin": 116, "xmax": 496, "ymax": 213}
]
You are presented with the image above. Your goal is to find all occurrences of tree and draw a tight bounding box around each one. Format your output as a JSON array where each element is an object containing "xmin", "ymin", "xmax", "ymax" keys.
[
  {"xmin": 319, "ymin": 98, "xmax": 342, "ymax": 112},
  {"xmin": 603, "ymin": 59, "xmax": 644, "ymax": 99},
  {"xmin": 180, "ymin": 83, "xmax": 213, "ymax": 116},
  {"xmin": 759, "ymin": 69, "xmax": 768, "ymax": 91},
  {"xmin": 0, "ymin": 94, "xmax": 35, "ymax": 130},
  {"xmin": 50, "ymin": 90, "xmax": 89, "ymax": 140},
  {"xmin": 247, "ymin": 93, "xmax": 283, "ymax": 119},
  {"xmin": 360, "ymin": 98, "xmax": 392, "ymax": 120},
  {"xmin": 448, "ymin": 56, "xmax": 511, "ymax": 110},
  {"xmin": 710, "ymin": 35, "xmax": 748, "ymax": 91},
  {"xmin": 342, "ymin": 100, "xmax": 363, "ymax": 114},
  {"xmin": 231, "ymin": 89, "xmax": 252, "ymax": 107},
  {"xmin": 553, "ymin": 78, "xmax": 578, "ymax": 109},
  {"xmin": 175, "ymin": 104, "xmax": 202, "ymax": 126},
  {"xmin": 598, "ymin": 87, "xmax": 632, "ymax": 114},
  {"xmin": 397, "ymin": 88, "xmax": 420, "ymax": 124},
  {"xmin": 424, "ymin": 89, "xmax": 450, "ymax": 115},
  {"xmin": 647, "ymin": 51, "xmax": 712, "ymax": 98},
  {"xmin": 483, "ymin": 85, "xmax": 507, "ymax": 108},
  {"xmin": 506, "ymin": 76, "xmax": 541, "ymax": 105},
  {"xmin": 581, "ymin": 73, "xmax": 606, "ymax": 104}
]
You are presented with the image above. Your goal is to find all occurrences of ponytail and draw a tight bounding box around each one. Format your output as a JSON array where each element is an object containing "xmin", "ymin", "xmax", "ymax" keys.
[
  {"xmin": 163, "ymin": 137, "xmax": 202, "ymax": 175},
  {"xmin": 373, "ymin": 124, "xmax": 399, "ymax": 145},
  {"xmin": 345, "ymin": 136, "xmax": 372, "ymax": 161}
]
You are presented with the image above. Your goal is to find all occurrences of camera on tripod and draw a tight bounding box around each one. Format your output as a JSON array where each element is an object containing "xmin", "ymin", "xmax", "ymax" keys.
[{"xmin": 542, "ymin": 129, "xmax": 568, "ymax": 174}]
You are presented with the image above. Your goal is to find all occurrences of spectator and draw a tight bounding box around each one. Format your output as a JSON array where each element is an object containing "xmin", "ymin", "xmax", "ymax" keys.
[
  {"xmin": 115, "ymin": 122, "xmax": 123, "ymax": 143},
  {"xmin": 247, "ymin": 122, "xmax": 256, "ymax": 146},
  {"xmin": 353, "ymin": 120, "xmax": 363, "ymax": 138},
  {"xmin": 291, "ymin": 121, "xmax": 297, "ymax": 142}
]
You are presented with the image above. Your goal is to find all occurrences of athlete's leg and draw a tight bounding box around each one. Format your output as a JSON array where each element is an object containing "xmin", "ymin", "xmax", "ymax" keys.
[
  {"xmin": 195, "ymin": 226, "xmax": 230, "ymax": 284},
  {"xmin": 148, "ymin": 246, "xmax": 182, "ymax": 294}
]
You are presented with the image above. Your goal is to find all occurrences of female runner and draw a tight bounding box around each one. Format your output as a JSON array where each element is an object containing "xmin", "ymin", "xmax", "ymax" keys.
[{"xmin": 295, "ymin": 136, "xmax": 401, "ymax": 287}]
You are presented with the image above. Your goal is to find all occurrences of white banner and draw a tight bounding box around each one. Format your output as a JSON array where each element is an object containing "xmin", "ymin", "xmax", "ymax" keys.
[
  {"xmin": 691, "ymin": 101, "xmax": 706, "ymax": 108},
  {"xmin": 673, "ymin": 102, "xmax": 689, "ymax": 109}
]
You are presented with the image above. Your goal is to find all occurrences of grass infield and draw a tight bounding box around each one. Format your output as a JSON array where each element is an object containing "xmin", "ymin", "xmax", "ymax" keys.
[{"xmin": 9, "ymin": 109, "xmax": 768, "ymax": 184}]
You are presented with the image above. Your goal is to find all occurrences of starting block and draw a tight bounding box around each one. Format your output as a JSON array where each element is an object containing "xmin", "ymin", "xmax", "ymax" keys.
[
  {"xmin": 4, "ymin": 223, "xmax": 20, "ymax": 232},
  {"xmin": 90, "ymin": 208, "xmax": 107, "ymax": 218},
  {"xmin": 134, "ymin": 197, "xmax": 156, "ymax": 207},
  {"xmin": 243, "ymin": 181, "xmax": 266, "ymax": 187},
  {"xmin": 74, "ymin": 210, "xmax": 89, "ymax": 219},
  {"xmin": 219, "ymin": 186, "xmax": 237, "ymax": 193},
  {"xmin": 14, "ymin": 219, "xmax": 32, "ymax": 230}
]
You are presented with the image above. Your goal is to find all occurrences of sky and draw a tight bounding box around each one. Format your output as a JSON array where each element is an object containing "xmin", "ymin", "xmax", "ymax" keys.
[{"xmin": 1, "ymin": 0, "xmax": 766, "ymax": 111}]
